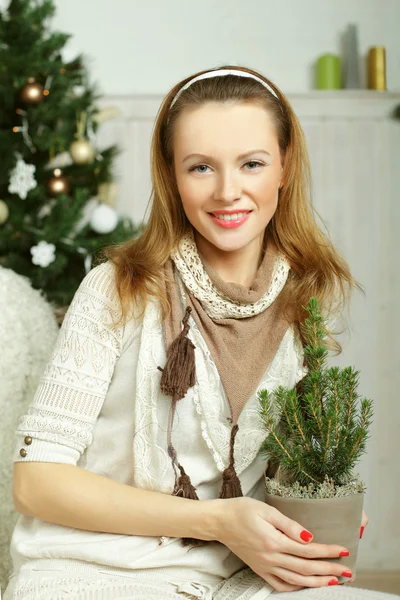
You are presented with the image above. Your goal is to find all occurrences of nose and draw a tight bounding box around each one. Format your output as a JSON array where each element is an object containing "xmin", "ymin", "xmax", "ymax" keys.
[{"xmin": 213, "ymin": 169, "xmax": 242, "ymax": 203}]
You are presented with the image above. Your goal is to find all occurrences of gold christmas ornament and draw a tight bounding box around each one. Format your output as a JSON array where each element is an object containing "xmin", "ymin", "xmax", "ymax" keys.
[
  {"xmin": 98, "ymin": 182, "xmax": 118, "ymax": 207},
  {"xmin": 21, "ymin": 77, "xmax": 44, "ymax": 104},
  {"xmin": 69, "ymin": 138, "xmax": 95, "ymax": 165},
  {"xmin": 69, "ymin": 111, "xmax": 96, "ymax": 164},
  {"xmin": 0, "ymin": 199, "xmax": 10, "ymax": 224},
  {"xmin": 47, "ymin": 169, "xmax": 70, "ymax": 196}
]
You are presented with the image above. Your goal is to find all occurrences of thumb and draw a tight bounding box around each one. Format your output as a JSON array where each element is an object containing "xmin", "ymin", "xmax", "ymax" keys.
[{"xmin": 266, "ymin": 506, "xmax": 314, "ymax": 543}]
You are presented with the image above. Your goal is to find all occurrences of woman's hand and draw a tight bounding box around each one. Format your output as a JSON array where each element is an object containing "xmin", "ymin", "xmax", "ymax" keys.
[{"xmin": 215, "ymin": 497, "xmax": 354, "ymax": 593}]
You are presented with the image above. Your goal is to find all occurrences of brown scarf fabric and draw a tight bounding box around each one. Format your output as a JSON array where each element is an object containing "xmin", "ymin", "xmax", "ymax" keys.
[
  {"xmin": 186, "ymin": 244, "xmax": 292, "ymax": 425},
  {"xmin": 158, "ymin": 235, "xmax": 293, "ymax": 544}
]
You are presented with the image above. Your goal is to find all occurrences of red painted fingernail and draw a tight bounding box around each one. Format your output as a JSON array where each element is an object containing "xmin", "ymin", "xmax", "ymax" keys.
[
  {"xmin": 300, "ymin": 529, "xmax": 313, "ymax": 542},
  {"xmin": 342, "ymin": 571, "xmax": 353, "ymax": 578},
  {"xmin": 328, "ymin": 579, "xmax": 339, "ymax": 586},
  {"xmin": 339, "ymin": 550, "xmax": 350, "ymax": 557},
  {"xmin": 360, "ymin": 526, "xmax": 365, "ymax": 539}
]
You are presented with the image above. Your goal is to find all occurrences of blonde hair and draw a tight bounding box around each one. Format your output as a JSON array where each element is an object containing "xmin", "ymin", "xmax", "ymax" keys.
[{"xmin": 99, "ymin": 65, "xmax": 363, "ymax": 353}]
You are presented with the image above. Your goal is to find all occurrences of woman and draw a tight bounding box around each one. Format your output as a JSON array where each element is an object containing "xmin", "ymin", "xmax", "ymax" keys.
[{"xmin": 4, "ymin": 66, "xmax": 389, "ymax": 600}]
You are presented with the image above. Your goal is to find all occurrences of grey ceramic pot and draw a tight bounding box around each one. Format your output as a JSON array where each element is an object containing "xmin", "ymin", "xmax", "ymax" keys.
[{"xmin": 265, "ymin": 487, "xmax": 364, "ymax": 585}]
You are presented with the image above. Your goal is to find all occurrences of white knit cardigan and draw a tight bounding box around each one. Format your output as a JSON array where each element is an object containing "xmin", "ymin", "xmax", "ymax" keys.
[{"xmin": 5, "ymin": 260, "xmax": 309, "ymax": 599}]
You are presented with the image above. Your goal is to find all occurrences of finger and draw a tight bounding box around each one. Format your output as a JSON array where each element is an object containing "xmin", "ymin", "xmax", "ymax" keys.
[
  {"xmin": 360, "ymin": 510, "xmax": 369, "ymax": 539},
  {"xmin": 361, "ymin": 510, "xmax": 369, "ymax": 527},
  {"xmin": 266, "ymin": 505, "xmax": 314, "ymax": 544},
  {"xmin": 263, "ymin": 573, "xmax": 305, "ymax": 593},
  {"xmin": 272, "ymin": 566, "xmax": 340, "ymax": 589},
  {"xmin": 275, "ymin": 553, "xmax": 352, "ymax": 581},
  {"xmin": 274, "ymin": 530, "xmax": 349, "ymax": 560}
]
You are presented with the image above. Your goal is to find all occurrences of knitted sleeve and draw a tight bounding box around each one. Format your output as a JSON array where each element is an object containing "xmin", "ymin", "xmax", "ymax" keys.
[{"xmin": 12, "ymin": 261, "xmax": 125, "ymax": 465}]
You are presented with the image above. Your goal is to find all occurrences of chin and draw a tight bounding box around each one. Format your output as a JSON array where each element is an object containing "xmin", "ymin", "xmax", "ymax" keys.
[{"xmin": 200, "ymin": 230, "xmax": 259, "ymax": 254}]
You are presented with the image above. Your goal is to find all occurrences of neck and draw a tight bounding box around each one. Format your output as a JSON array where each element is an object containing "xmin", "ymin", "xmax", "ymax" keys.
[{"xmin": 194, "ymin": 231, "xmax": 264, "ymax": 288}]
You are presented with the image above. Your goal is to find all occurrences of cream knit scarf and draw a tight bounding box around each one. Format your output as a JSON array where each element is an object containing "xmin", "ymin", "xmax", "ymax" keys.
[{"xmin": 158, "ymin": 230, "xmax": 293, "ymax": 544}]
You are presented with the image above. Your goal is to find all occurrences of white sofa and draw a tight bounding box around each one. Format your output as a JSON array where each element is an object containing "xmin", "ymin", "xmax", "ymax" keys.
[{"xmin": 0, "ymin": 266, "xmax": 59, "ymax": 593}]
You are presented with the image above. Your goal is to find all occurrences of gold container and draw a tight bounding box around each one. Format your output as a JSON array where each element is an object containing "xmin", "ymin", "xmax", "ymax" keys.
[{"xmin": 367, "ymin": 46, "xmax": 386, "ymax": 90}]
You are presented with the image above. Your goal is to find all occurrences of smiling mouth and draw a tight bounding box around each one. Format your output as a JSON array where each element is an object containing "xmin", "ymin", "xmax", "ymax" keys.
[{"xmin": 209, "ymin": 211, "xmax": 252, "ymax": 221}]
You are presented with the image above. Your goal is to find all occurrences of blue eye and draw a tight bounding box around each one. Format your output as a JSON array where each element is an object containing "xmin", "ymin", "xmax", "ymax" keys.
[{"xmin": 191, "ymin": 164, "xmax": 210, "ymax": 173}]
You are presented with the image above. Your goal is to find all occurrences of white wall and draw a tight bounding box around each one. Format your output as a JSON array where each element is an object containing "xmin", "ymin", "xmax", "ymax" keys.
[{"xmin": 48, "ymin": 0, "xmax": 400, "ymax": 94}]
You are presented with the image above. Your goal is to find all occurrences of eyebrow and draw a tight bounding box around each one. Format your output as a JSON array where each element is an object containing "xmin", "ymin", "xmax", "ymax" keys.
[{"xmin": 182, "ymin": 149, "xmax": 271, "ymax": 163}]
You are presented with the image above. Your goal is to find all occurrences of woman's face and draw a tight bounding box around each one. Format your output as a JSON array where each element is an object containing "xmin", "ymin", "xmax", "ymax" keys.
[{"xmin": 172, "ymin": 101, "xmax": 283, "ymax": 256}]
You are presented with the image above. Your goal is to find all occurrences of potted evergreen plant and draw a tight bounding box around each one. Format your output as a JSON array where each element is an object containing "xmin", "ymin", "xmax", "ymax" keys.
[{"xmin": 258, "ymin": 297, "xmax": 373, "ymax": 585}]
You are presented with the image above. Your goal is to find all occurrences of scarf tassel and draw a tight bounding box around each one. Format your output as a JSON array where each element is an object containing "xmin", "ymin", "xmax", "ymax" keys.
[
  {"xmin": 159, "ymin": 306, "xmax": 196, "ymax": 399},
  {"xmin": 218, "ymin": 424, "xmax": 243, "ymax": 499},
  {"xmin": 219, "ymin": 464, "xmax": 243, "ymax": 498},
  {"xmin": 173, "ymin": 463, "xmax": 200, "ymax": 500},
  {"xmin": 173, "ymin": 464, "xmax": 206, "ymax": 548}
]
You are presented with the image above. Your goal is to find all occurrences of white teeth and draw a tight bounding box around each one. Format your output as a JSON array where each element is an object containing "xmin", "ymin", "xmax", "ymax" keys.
[{"xmin": 212, "ymin": 212, "xmax": 248, "ymax": 221}]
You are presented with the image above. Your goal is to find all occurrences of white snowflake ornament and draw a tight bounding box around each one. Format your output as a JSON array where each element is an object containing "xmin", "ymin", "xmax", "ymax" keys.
[
  {"xmin": 8, "ymin": 155, "xmax": 37, "ymax": 200},
  {"xmin": 30, "ymin": 241, "xmax": 56, "ymax": 267}
]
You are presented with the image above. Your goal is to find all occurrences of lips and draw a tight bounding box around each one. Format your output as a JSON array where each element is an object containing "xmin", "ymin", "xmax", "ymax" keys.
[
  {"xmin": 209, "ymin": 210, "xmax": 252, "ymax": 216},
  {"xmin": 208, "ymin": 211, "xmax": 252, "ymax": 229}
]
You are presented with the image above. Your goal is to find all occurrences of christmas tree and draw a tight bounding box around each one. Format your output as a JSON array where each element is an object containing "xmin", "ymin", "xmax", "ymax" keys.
[
  {"xmin": 0, "ymin": 0, "xmax": 138, "ymax": 310},
  {"xmin": 258, "ymin": 297, "xmax": 374, "ymax": 497}
]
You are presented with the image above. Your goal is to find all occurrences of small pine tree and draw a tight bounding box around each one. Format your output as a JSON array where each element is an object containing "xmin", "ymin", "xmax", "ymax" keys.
[
  {"xmin": 258, "ymin": 297, "xmax": 374, "ymax": 497},
  {"xmin": 0, "ymin": 0, "xmax": 138, "ymax": 309}
]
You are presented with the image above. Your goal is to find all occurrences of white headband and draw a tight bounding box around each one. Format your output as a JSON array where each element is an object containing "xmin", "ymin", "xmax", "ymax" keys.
[{"xmin": 169, "ymin": 68, "xmax": 279, "ymax": 110}]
